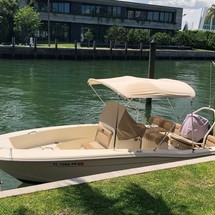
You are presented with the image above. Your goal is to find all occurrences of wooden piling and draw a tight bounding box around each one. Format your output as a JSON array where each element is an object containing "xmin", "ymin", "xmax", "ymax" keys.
[
  {"xmin": 146, "ymin": 41, "xmax": 156, "ymax": 109},
  {"xmin": 12, "ymin": 37, "xmax": 15, "ymax": 59},
  {"xmin": 93, "ymin": 41, "xmax": 96, "ymax": 60},
  {"xmin": 125, "ymin": 42, "xmax": 127, "ymax": 60},
  {"xmin": 55, "ymin": 39, "xmax": 58, "ymax": 59},
  {"xmin": 110, "ymin": 41, "xmax": 112, "ymax": 60},
  {"xmin": 148, "ymin": 40, "xmax": 156, "ymax": 79},
  {"xmin": 74, "ymin": 40, "xmax": 77, "ymax": 60},
  {"xmin": 34, "ymin": 38, "xmax": 37, "ymax": 59},
  {"xmin": 140, "ymin": 43, "xmax": 143, "ymax": 60}
]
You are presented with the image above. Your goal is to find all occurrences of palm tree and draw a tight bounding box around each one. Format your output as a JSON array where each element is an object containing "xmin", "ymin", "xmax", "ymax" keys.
[
  {"xmin": 205, "ymin": 4, "xmax": 215, "ymax": 30},
  {"xmin": 28, "ymin": 0, "xmax": 35, "ymax": 6},
  {"xmin": 206, "ymin": 4, "xmax": 215, "ymax": 21}
]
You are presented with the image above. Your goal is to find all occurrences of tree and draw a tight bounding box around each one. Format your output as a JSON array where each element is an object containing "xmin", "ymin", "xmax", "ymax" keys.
[
  {"xmin": 207, "ymin": 32, "xmax": 215, "ymax": 50},
  {"xmin": 104, "ymin": 25, "xmax": 126, "ymax": 47},
  {"xmin": 0, "ymin": 0, "xmax": 19, "ymax": 43},
  {"xmin": 127, "ymin": 29, "xmax": 136, "ymax": 44},
  {"xmin": 173, "ymin": 31, "xmax": 191, "ymax": 46},
  {"xmin": 14, "ymin": 5, "xmax": 41, "ymax": 44},
  {"xmin": 192, "ymin": 31, "xmax": 208, "ymax": 49},
  {"xmin": 84, "ymin": 28, "xmax": 94, "ymax": 47},
  {"xmin": 152, "ymin": 32, "xmax": 172, "ymax": 45},
  {"xmin": 127, "ymin": 29, "xmax": 149, "ymax": 45},
  {"xmin": 205, "ymin": 4, "xmax": 215, "ymax": 23},
  {"xmin": 173, "ymin": 30, "xmax": 211, "ymax": 49},
  {"xmin": 136, "ymin": 30, "xmax": 150, "ymax": 44}
]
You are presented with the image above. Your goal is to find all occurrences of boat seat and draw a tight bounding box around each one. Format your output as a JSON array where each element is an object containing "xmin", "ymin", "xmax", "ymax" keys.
[
  {"xmin": 174, "ymin": 123, "xmax": 182, "ymax": 134},
  {"xmin": 142, "ymin": 116, "xmax": 176, "ymax": 149},
  {"xmin": 143, "ymin": 130, "xmax": 169, "ymax": 148},
  {"xmin": 205, "ymin": 135, "xmax": 215, "ymax": 147},
  {"xmin": 148, "ymin": 116, "xmax": 176, "ymax": 133},
  {"xmin": 169, "ymin": 133, "xmax": 202, "ymax": 149},
  {"xmin": 82, "ymin": 124, "xmax": 113, "ymax": 149}
]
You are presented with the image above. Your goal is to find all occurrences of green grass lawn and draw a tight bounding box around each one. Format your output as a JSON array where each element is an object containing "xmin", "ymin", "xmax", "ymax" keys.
[
  {"xmin": 37, "ymin": 43, "xmax": 80, "ymax": 48},
  {"xmin": 1, "ymin": 161, "xmax": 215, "ymax": 215}
]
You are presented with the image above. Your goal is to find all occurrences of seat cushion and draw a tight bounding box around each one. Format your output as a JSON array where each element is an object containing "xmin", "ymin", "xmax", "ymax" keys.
[{"xmin": 82, "ymin": 141, "xmax": 106, "ymax": 149}]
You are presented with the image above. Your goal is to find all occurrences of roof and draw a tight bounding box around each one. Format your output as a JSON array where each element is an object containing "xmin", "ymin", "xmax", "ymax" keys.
[{"xmin": 88, "ymin": 76, "xmax": 195, "ymax": 99}]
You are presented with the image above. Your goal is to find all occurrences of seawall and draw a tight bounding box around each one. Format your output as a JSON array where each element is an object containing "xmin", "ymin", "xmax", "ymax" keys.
[{"xmin": 0, "ymin": 45, "xmax": 215, "ymax": 60}]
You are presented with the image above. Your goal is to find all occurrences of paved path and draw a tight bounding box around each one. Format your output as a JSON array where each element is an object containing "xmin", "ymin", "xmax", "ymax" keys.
[{"xmin": 1, "ymin": 155, "xmax": 215, "ymax": 199}]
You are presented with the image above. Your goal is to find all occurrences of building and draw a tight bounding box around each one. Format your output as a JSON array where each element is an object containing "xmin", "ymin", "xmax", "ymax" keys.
[
  {"xmin": 181, "ymin": 7, "xmax": 215, "ymax": 31},
  {"xmin": 19, "ymin": 0, "xmax": 183, "ymax": 43},
  {"xmin": 181, "ymin": 8, "xmax": 207, "ymax": 31}
]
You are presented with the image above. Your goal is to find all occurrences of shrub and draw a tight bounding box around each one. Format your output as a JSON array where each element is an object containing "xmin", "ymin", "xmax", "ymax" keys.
[{"xmin": 152, "ymin": 32, "xmax": 172, "ymax": 45}]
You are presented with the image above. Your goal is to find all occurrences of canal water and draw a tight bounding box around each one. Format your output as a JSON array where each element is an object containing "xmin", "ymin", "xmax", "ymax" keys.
[{"xmin": 0, "ymin": 59, "xmax": 214, "ymax": 191}]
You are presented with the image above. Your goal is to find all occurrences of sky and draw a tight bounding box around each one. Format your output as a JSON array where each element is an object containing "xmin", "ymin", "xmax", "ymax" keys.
[{"xmin": 122, "ymin": 0, "xmax": 214, "ymax": 9}]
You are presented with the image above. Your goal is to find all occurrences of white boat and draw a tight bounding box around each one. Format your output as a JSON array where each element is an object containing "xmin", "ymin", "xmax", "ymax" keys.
[{"xmin": 0, "ymin": 76, "xmax": 215, "ymax": 183}]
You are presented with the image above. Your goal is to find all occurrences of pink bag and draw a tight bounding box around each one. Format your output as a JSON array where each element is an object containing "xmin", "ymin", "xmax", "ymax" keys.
[{"xmin": 180, "ymin": 113, "xmax": 209, "ymax": 142}]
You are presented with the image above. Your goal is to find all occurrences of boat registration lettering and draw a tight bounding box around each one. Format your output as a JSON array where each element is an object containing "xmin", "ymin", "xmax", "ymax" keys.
[{"xmin": 52, "ymin": 162, "xmax": 84, "ymax": 167}]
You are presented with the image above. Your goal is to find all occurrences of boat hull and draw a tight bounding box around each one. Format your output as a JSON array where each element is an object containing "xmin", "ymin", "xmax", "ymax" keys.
[
  {"xmin": 0, "ymin": 121, "xmax": 214, "ymax": 183},
  {"xmin": 0, "ymin": 152, "xmax": 212, "ymax": 183}
]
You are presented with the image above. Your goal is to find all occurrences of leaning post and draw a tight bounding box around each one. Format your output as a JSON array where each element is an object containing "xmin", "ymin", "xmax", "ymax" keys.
[{"xmin": 146, "ymin": 40, "xmax": 156, "ymax": 118}]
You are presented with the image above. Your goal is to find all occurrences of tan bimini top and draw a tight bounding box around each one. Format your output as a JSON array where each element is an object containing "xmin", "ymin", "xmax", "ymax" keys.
[{"xmin": 88, "ymin": 76, "xmax": 196, "ymax": 99}]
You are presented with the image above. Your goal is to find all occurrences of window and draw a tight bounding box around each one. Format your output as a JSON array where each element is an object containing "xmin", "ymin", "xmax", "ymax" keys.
[
  {"xmin": 96, "ymin": 5, "xmax": 101, "ymax": 15},
  {"xmin": 52, "ymin": 22, "xmax": 70, "ymax": 41},
  {"xmin": 165, "ymin": 12, "xmax": 173, "ymax": 22},
  {"xmin": 147, "ymin": 11, "xmax": 153, "ymax": 21},
  {"xmin": 142, "ymin": 11, "xmax": 147, "ymax": 20},
  {"xmin": 153, "ymin": 12, "xmax": 159, "ymax": 21},
  {"xmin": 160, "ymin": 12, "xmax": 165, "ymax": 21},
  {"xmin": 128, "ymin": 10, "xmax": 134, "ymax": 19},
  {"xmin": 97, "ymin": 5, "xmax": 112, "ymax": 17},
  {"xmin": 135, "ymin": 11, "xmax": 142, "ymax": 19},
  {"xmin": 113, "ymin": 7, "xmax": 121, "ymax": 18},
  {"xmin": 82, "ymin": 4, "xmax": 112, "ymax": 17},
  {"xmin": 146, "ymin": 11, "xmax": 174, "ymax": 23},
  {"xmin": 159, "ymin": 11, "xmax": 174, "ymax": 23},
  {"xmin": 81, "ymin": 4, "xmax": 97, "ymax": 15},
  {"xmin": 82, "ymin": 5, "xmax": 90, "ymax": 15},
  {"xmin": 37, "ymin": 21, "xmax": 70, "ymax": 42},
  {"xmin": 36, "ymin": 1, "xmax": 47, "ymax": 12},
  {"xmin": 52, "ymin": 2, "xmax": 70, "ymax": 14}
]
